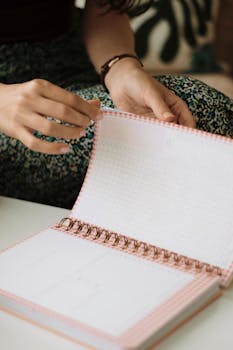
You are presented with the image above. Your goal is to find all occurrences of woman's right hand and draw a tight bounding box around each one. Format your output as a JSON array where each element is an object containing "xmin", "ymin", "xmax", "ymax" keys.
[{"xmin": 0, "ymin": 79, "xmax": 102, "ymax": 154}]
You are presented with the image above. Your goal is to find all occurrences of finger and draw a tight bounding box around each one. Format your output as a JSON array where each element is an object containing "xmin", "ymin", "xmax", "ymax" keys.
[
  {"xmin": 177, "ymin": 102, "xmax": 196, "ymax": 128},
  {"xmin": 30, "ymin": 96, "xmax": 91, "ymax": 128},
  {"xmin": 21, "ymin": 112, "xmax": 86, "ymax": 140},
  {"xmin": 88, "ymin": 99, "xmax": 101, "ymax": 109},
  {"xmin": 166, "ymin": 92, "xmax": 196, "ymax": 128},
  {"xmin": 146, "ymin": 91, "xmax": 177, "ymax": 123},
  {"xmin": 18, "ymin": 127, "xmax": 70, "ymax": 154},
  {"xmin": 31, "ymin": 79, "xmax": 102, "ymax": 122},
  {"xmin": 87, "ymin": 99, "xmax": 103, "ymax": 119}
]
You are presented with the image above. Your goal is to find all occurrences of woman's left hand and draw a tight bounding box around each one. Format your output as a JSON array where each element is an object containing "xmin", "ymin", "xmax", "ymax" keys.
[{"xmin": 105, "ymin": 59, "xmax": 195, "ymax": 128}]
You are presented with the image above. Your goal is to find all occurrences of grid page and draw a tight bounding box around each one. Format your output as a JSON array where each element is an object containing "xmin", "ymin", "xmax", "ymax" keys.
[
  {"xmin": 73, "ymin": 113, "xmax": 233, "ymax": 270},
  {"xmin": 0, "ymin": 228, "xmax": 193, "ymax": 336}
]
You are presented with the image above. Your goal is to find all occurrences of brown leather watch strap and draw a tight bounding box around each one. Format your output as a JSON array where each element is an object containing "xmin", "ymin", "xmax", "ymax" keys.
[{"xmin": 100, "ymin": 54, "xmax": 143, "ymax": 90}]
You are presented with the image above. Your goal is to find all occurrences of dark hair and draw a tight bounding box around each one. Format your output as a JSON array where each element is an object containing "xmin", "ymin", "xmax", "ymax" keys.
[{"xmin": 95, "ymin": 0, "xmax": 153, "ymax": 16}]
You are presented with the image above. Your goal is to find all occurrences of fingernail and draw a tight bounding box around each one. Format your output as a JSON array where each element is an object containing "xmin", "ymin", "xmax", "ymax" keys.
[
  {"xmin": 60, "ymin": 146, "xmax": 69, "ymax": 154},
  {"xmin": 162, "ymin": 112, "xmax": 176, "ymax": 121},
  {"xmin": 96, "ymin": 112, "xmax": 103, "ymax": 121},
  {"xmin": 80, "ymin": 130, "xmax": 86, "ymax": 138}
]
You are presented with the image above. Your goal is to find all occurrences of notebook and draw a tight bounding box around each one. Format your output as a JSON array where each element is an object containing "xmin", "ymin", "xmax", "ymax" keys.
[{"xmin": 1, "ymin": 109, "xmax": 233, "ymax": 350}]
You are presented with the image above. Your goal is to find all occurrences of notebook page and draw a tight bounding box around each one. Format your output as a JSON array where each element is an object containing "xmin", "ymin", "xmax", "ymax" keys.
[
  {"xmin": 72, "ymin": 113, "xmax": 233, "ymax": 270},
  {"xmin": 0, "ymin": 228, "xmax": 193, "ymax": 336}
]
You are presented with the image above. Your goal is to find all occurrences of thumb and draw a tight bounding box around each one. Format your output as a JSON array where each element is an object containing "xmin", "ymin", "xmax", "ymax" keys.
[{"xmin": 88, "ymin": 99, "xmax": 101, "ymax": 109}]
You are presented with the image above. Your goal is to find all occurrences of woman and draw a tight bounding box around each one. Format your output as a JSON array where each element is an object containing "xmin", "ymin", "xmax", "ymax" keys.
[{"xmin": 0, "ymin": 0, "xmax": 232, "ymax": 208}]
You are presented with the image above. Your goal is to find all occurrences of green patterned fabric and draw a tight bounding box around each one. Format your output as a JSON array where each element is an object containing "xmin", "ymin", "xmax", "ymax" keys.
[{"xmin": 0, "ymin": 9, "xmax": 232, "ymax": 208}]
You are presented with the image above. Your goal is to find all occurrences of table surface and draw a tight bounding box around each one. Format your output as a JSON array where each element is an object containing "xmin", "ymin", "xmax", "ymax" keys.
[{"xmin": 0, "ymin": 196, "xmax": 232, "ymax": 350}]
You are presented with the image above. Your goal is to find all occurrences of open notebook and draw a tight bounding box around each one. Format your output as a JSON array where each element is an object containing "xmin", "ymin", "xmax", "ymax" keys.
[{"xmin": 1, "ymin": 110, "xmax": 233, "ymax": 350}]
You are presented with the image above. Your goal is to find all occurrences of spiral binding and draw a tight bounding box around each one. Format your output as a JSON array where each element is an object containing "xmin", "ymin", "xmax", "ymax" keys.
[{"xmin": 56, "ymin": 217, "xmax": 223, "ymax": 277}]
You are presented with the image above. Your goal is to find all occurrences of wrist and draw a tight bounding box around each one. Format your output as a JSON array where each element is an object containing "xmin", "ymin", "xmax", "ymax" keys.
[
  {"xmin": 104, "ymin": 57, "xmax": 142, "ymax": 91},
  {"xmin": 100, "ymin": 53, "xmax": 143, "ymax": 88}
]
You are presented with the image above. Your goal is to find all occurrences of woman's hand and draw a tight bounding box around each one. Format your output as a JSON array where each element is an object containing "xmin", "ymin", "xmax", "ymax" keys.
[
  {"xmin": 105, "ymin": 59, "xmax": 195, "ymax": 128},
  {"xmin": 0, "ymin": 79, "xmax": 102, "ymax": 154}
]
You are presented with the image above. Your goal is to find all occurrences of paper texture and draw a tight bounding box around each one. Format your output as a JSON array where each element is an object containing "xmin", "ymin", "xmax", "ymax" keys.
[
  {"xmin": 73, "ymin": 113, "xmax": 233, "ymax": 270},
  {"xmin": 0, "ymin": 228, "xmax": 193, "ymax": 337}
]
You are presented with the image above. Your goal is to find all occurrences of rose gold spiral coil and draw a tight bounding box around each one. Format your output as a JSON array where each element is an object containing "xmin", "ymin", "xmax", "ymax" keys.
[{"xmin": 56, "ymin": 218, "xmax": 223, "ymax": 277}]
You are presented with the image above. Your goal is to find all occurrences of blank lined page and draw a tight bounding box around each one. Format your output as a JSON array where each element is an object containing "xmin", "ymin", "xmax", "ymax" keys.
[
  {"xmin": 0, "ymin": 228, "xmax": 193, "ymax": 336},
  {"xmin": 72, "ymin": 112, "xmax": 233, "ymax": 270}
]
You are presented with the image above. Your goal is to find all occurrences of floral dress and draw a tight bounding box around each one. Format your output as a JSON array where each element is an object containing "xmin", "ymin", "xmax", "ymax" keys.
[{"xmin": 0, "ymin": 9, "xmax": 232, "ymax": 208}]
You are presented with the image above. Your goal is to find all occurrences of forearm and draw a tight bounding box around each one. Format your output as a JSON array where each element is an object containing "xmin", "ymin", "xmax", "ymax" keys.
[{"xmin": 82, "ymin": 0, "xmax": 141, "ymax": 88}]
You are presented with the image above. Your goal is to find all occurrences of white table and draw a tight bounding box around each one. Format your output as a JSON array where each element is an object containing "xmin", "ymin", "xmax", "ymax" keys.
[{"xmin": 0, "ymin": 196, "xmax": 232, "ymax": 350}]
